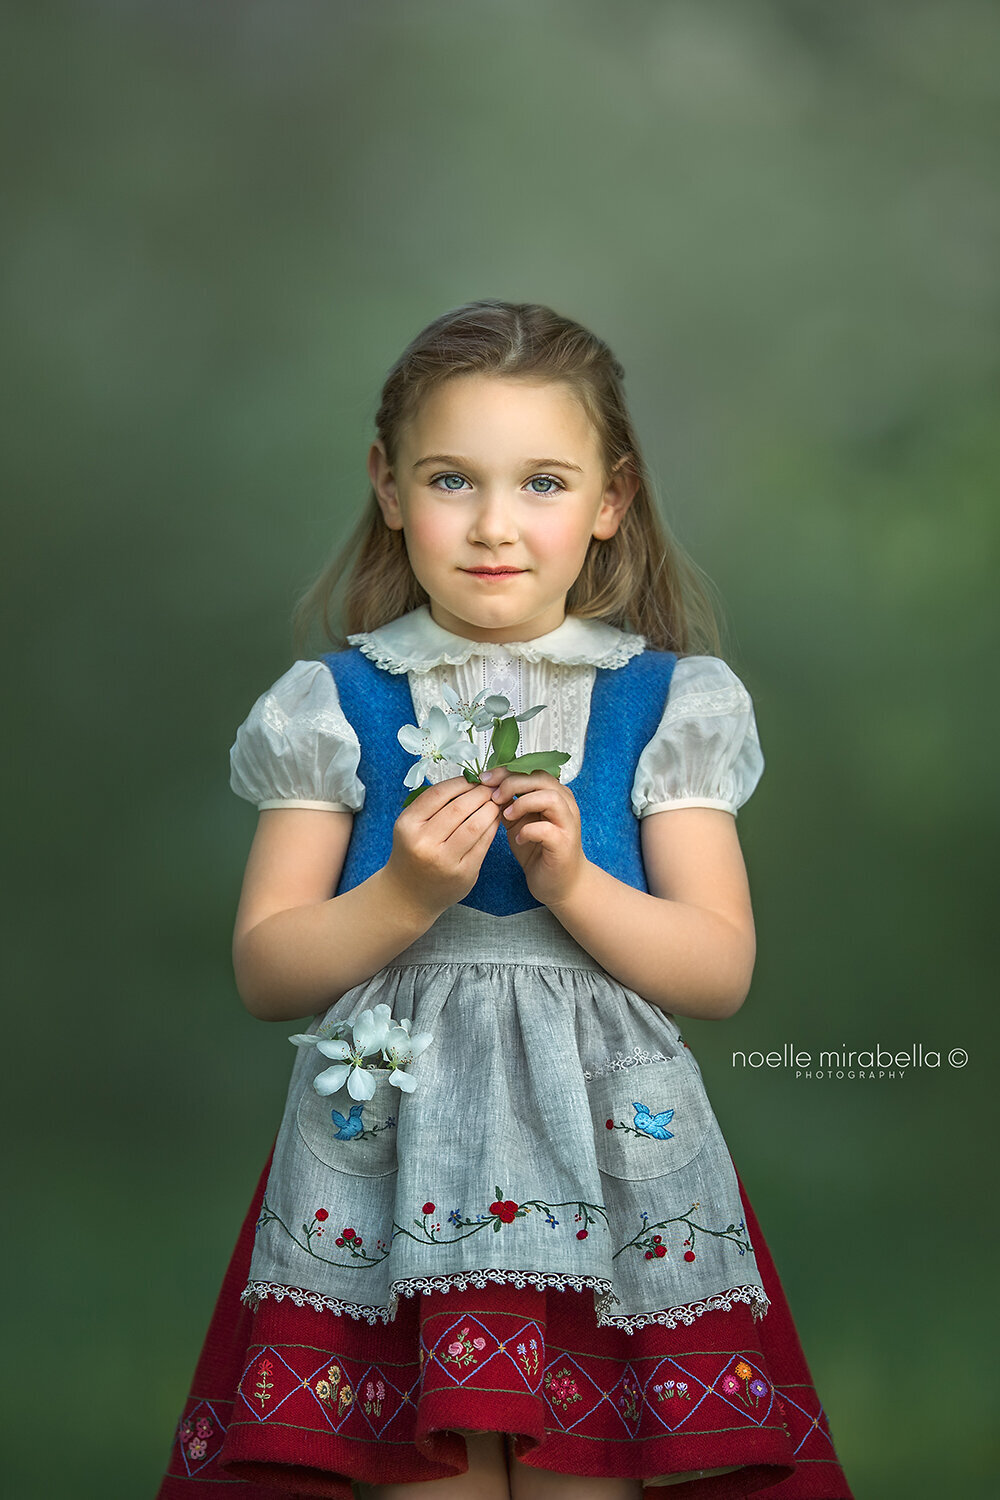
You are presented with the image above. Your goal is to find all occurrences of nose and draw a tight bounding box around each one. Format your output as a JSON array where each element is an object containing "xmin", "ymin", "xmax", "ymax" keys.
[{"xmin": 467, "ymin": 490, "xmax": 519, "ymax": 550}]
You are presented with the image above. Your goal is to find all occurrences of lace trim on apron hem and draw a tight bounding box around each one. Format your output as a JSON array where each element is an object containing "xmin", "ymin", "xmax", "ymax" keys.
[{"xmin": 240, "ymin": 1275, "xmax": 770, "ymax": 1334}]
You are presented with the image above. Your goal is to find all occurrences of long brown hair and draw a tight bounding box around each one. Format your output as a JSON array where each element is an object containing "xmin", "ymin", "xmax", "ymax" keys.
[{"xmin": 292, "ymin": 300, "xmax": 723, "ymax": 658}]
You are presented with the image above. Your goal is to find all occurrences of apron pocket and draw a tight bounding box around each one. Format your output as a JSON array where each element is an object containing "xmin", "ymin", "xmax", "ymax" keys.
[
  {"xmin": 587, "ymin": 1058, "xmax": 712, "ymax": 1180},
  {"xmin": 296, "ymin": 1067, "xmax": 399, "ymax": 1178}
]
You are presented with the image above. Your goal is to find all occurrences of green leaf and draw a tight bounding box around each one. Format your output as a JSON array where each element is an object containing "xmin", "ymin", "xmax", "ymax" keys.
[
  {"xmin": 463, "ymin": 767, "xmax": 481, "ymax": 783},
  {"xmin": 502, "ymin": 751, "xmax": 571, "ymax": 776},
  {"xmin": 402, "ymin": 785, "xmax": 428, "ymax": 806},
  {"xmin": 486, "ymin": 715, "xmax": 520, "ymax": 769},
  {"xmin": 493, "ymin": 1219, "xmax": 502, "ymax": 1231}
]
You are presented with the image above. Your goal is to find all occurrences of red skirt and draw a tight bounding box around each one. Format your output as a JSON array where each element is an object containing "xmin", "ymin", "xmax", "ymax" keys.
[{"xmin": 155, "ymin": 1140, "xmax": 853, "ymax": 1499}]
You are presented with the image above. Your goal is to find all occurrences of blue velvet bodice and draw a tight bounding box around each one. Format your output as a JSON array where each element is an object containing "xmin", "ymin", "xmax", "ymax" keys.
[{"xmin": 323, "ymin": 646, "xmax": 677, "ymax": 916}]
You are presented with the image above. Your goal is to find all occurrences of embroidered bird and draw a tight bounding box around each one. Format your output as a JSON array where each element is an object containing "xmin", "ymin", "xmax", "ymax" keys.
[
  {"xmin": 330, "ymin": 1103, "xmax": 366, "ymax": 1139},
  {"xmin": 632, "ymin": 1103, "xmax": 675, "ymax": 1139}
]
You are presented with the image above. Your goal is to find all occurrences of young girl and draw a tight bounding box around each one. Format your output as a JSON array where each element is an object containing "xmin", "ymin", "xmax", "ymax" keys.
[{"xmin": 156, "ymin": 301, "xmax": 853, "ymax": 1499}]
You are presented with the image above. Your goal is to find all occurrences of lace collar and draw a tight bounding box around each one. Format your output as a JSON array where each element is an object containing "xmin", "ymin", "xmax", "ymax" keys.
[{"xmin": 346, "ymin": 604, "xmax": 646, "ymax": 675}]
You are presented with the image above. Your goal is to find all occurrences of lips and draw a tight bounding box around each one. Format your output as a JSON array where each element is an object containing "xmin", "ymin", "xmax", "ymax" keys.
[{"xmin": 463, "ymin": 567, "xmax": 524, "ymax": 574}]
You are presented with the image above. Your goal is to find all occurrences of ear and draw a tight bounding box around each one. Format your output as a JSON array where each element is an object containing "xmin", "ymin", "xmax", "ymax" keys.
[
  {"xmin": 368, "ymin": 440, "xmax": 405, "ymax": 531},
  {"xmin": 592, "ymin": 455, "xmax": 640, "ymax": 540}
]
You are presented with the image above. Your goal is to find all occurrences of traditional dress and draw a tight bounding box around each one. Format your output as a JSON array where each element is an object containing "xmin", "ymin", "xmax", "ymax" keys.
[{"xmin": 156, "ymin": 605, "xmax": 853, "ymax": 1498}]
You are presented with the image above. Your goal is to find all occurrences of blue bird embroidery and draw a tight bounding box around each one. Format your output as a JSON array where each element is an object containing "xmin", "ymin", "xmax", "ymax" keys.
[
  {"xmin": 631, "ymin": 1103, "xmax": 675, "ymax": 1139},
  {"xmin": 330, "ymin": 1103, "xmax": 366, "ymax": 1139}
]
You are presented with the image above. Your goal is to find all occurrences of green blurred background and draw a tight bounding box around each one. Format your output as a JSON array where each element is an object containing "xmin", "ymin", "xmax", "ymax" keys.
[{"xmin": 4, "ymin": 1, "xmax": 997, "ymax": 1494}]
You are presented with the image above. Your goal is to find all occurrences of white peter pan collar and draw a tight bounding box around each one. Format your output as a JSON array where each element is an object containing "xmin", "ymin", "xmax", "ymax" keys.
[{"xmin": 346, "ymin": 604, "xmax": 646, "ymax": 674}]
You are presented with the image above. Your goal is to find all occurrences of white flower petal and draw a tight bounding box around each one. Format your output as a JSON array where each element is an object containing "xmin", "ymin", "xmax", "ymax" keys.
[
  {"xmin": 313, "ymin": 1063, "xmax": 350, "ymax": 1095},
  {"xmin": 353, "ymin": 1009, "xmax": 390, "ymax": 1054},
  {"xmin": 404, "ymin": 760, "xmax": 428, "ymax": 788},
  {"xmin": 316, "ymin": 1039, "xmax": 351, "ymax": 1061},
  {"xmin": 347, "ymin": 1065, "xmax": 377, "ymax": 1100},
  {"xmin": 389, "ymin": 1068, "xmax": 418, "ymax": 1092},
  {"xmin": 405, "ymin": 1031, "xmax": 435, "ymax": 1058},
  {"xmin": 483, "ymin": 695, "xmax": 510, "ymax": 716},
  {"xmin": 425, "ymin": 705, "xmax": 452, "ymax": 741},
  {"xmin": 397, "ymin": 724, "xmax": 424, "ymax": 753},
  {"xmin": 383, "ymin": 1024, "xmax": 412, "ymax": 1052},
  {"xmin": 288, "ymin": 1033, "xmax": 320, "ymax": 1047}
]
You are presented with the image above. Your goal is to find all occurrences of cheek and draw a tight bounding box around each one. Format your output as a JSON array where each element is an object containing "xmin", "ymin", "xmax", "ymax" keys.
[
  {"xmin": 405, "ymin": 507, "xmax": 460, "ymax": 556},
  {"xmin": 530, "ymin": 515, "xmax": 594, "ymax": 563}
]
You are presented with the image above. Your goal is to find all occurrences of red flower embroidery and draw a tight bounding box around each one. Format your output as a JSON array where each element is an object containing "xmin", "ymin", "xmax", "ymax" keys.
[
  {"xmin": 684, "ymin": 1249, "xmax": 696, "ymax": 1261},
  {"xmin": 489, "ymin": 1199, "xmax": 519, "ymax": 1223},
  {"xmin": 422, "ymin": 1201, "xmax": 435, "ymax": 1215},
  {"xmin": 576, "ymin": 1229, "xmax": 588, "ymax": 1240},
  {"xmin": 342, "ymin": 1227, "xmax": 356, "ymax": 1240},
  {"xmin": 605, "ymin": 1119, "xmax": 614, "ymax": 1129},
  {"xmin": 314, "ymin": 1209, "xmax": 329, "ymax": 1222}
]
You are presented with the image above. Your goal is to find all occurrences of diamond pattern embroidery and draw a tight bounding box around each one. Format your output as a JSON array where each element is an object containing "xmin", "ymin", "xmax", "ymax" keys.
[
  {"xmin": 173, "ymin": 1398, "xmax": 227, "ymax": 1476},
  {"xmin": 427, "ymin": 1315, "xmax": 545, "ymax": 1390}
]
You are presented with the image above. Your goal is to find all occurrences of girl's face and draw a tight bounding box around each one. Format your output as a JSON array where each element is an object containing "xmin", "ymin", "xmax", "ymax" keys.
[{"xmin": 369, "ymin": 374, "xmax": 637, "ymax": 643}]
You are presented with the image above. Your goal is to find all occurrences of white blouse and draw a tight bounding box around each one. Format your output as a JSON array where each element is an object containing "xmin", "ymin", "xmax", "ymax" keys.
[{"xmin": 229, "ymin": 605, "xmax": 764, "ymax": 819}]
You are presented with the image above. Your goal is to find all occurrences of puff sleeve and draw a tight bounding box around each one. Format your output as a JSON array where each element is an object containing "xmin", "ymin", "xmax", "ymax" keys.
[
  {"xmin": 631, "ymin": 656, "xmax": 764, "ymax": 818},
  {"xmin": 229, "ymin": 659, "xmax": 365, "ymax": 812}
]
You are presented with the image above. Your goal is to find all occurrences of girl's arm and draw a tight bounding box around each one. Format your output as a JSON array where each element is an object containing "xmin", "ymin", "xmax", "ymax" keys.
[
  {"xmin": 484, "ymin": 765, "xmax": 755, "ymax": 1022},
  {"xmin": 232, "ymin": 778, "xmax": 501, "ymax": 1022}
]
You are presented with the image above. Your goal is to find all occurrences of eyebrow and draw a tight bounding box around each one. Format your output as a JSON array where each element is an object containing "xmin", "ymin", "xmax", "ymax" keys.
[{"xmin": 412, "ymin": 454, "xmax": 584, "ymax": 474}]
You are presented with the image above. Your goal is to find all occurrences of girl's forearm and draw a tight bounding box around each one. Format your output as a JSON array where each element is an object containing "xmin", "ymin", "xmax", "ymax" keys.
[
  {"xmin": 548, "ymin": 861, "xmax": 755, "ymax": 1021},
  {"xmin": 234, "ymin": 867, "xmax": 439, "ymax": 1023}
]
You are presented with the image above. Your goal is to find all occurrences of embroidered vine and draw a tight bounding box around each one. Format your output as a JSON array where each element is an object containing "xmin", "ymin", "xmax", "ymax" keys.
[
  {"xmin": 613, "ymin": 1203, "xmax": 753, "ymax": 1264},
  {"xmin": 395, "ymin": 1188, "xmax": 608, "ymax": 1247},
  {"xmin": 255, "ymin": 1198, "xmax": 391, "ymax": 1267}
]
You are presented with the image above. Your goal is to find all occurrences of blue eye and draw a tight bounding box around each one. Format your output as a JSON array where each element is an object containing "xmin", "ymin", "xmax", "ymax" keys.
[{"xmin": 428, "ymin": 473, "xmax": 564, "ymax": 495}]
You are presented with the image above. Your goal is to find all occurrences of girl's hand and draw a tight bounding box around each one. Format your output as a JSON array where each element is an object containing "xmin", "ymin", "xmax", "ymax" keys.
[
  {"xmin": 482, "ymin": 768, "xmax": 590, "ymax": 909},
  {"xmin": 385, "ymin": 775, "xmax": 502, "ymax": 920}
]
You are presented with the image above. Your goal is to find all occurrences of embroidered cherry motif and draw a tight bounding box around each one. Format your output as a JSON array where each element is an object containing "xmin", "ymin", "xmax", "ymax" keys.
[
  {"xmin": 314, "ymin": 1209, "xmax": 329, "ymax": 1222},
  {"xmin": 684, "ymin": 1250, "xmax": 696, "ymax": 1262},
  {"xmin": 342, "ymin": 1228, "xmax": 356, "ymax": 1240},
  {"xmin": 576, "ymin": 1229, "xmax": 588, "ymax": 1239},
  {"xmin": 422, "ymin": 1202, "xmax": 435, "ymax": 1215}
]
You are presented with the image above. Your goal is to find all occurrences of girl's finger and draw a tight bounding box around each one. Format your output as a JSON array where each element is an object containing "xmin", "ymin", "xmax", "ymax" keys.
[
  {"xmin": 490, "ymin": 770, "xmax": 559, "ymax": 803},
  {"xmin": 409, "ymin": 774, "xmax": 481, "ymax": 818},
  {"xmin": 446, "ymin": 795, "xmax": 501, "ymax": 857},
  {"xmin": 500, "ymin": 789, "xmax": 567, "ymax": 823},
  {"xmin": 513, "ymin": 820, "xmax": 554, "ymax": 846},
  {"xmin": 424, "ymin": 783, "xmax": 498, "ymax": 841}
]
